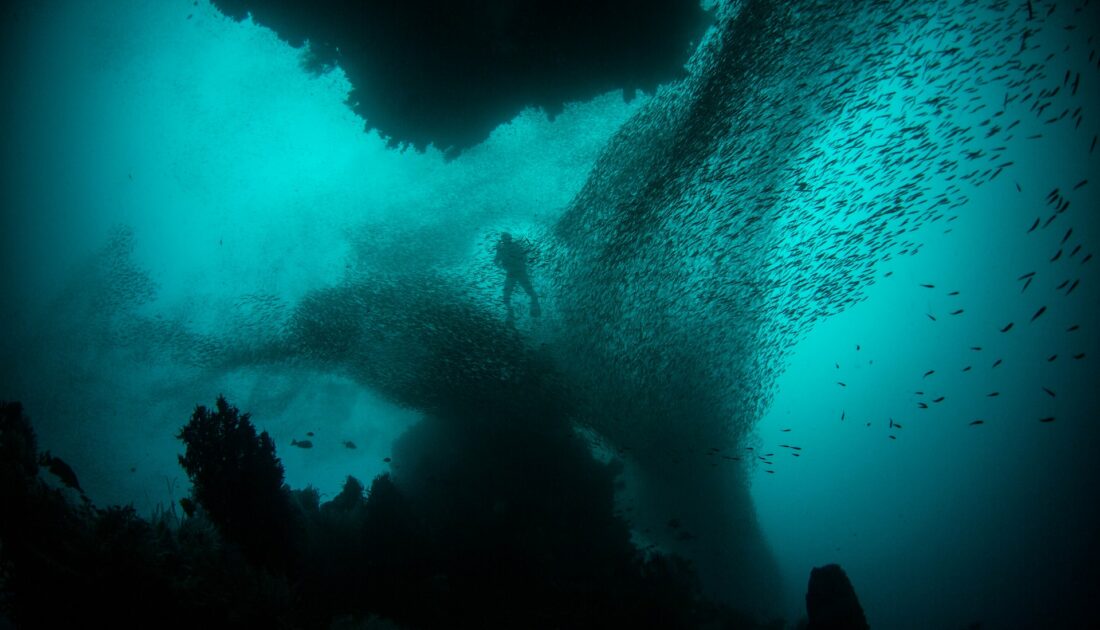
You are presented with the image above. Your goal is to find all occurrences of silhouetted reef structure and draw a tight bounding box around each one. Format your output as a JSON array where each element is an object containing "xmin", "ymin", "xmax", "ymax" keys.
[
  {"xmin": 210, "ymin": 0, "xmax": 713, "ymax": 154},
  {"xmin": 0, "ymin": 398, "xmax": 787, "ymax": 629}
]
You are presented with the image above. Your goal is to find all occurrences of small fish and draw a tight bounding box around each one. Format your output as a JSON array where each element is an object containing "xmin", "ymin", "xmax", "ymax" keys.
[
  {"xmin": 969, "ymin": 420, "xmax": 984, "ymax": 426},
  {"xmin": 962, "ymin": 366, "xmax": 972, "ymax": 372},
  {"xmin": 1042, "ymin": 387, "xmax": 1055, "ymax": 397},
  {"xmin": 1070, "ymin": 245, "xmax": 1081, "ymax": 258},
  {"xmin": 948, "ymin": 291, "xmax": 960, "ymax": 296},
  {"xmin": 722, "ymin": 456, "xmax": 741, "ymax": 461},
  {"xmin": 933, "ymin": 396, "xmax": 945, "ymax": 403},
  {"xmin": 1073, "ymin": 179, "xmax": 1088, "ymax": 190},
  {"xmin": 384, "ymin": 457, "xmax": 392, "ymax": 462},
  {"xmin": 1067, "ymin": 324, "xmax": 1079, "ymax": 332},
  {"xmin": 1017, "ymin": 271, "xmax": 1036, "ymax": 280},
  {"xmin": 1030, "ymin": 306, "xmax": 1047, "ymax": 322},
  {"xmin": 343, "ymin": 440, "xmax": 357, "ymax": 449},
  {"xmin": 40, "ymin": 452, "xmax": 82, "ymax": 492},
  {"xmin": 306, "ymin": 431, "xmax": 315, "ymax": 437},
  {"xmin": 920, "ymin": 283, "xmax": 935, "ymax": 288},
  {"xmin": 888, "ymin": 435, "xmax": 897, "ymax": 440},
  {"xmin": 781, "ymin": 428, "xmax": 791, "ymax": 433},
  {"xmin": 987, "ymin": 392, "xmax": 999, "ymax": 397},
  {"xmin": 1062, "ymin": 228, "xmax": 1073, "ymax": 244},
  {"xmin": 1001, "ymin": 322, "xmax": 1014, "ymax": 332},
  {"xmin": 927, "ymin": 313, "xmax": 937, "ymax": 321},
  {"xmin": 765, "ymin": 470, "xmax": 775, "ymax": 474},
  {"xmin": 841, "ymin": 411, "xmax": 845, "ymax": 421},
  {"xmin": 1066, "ymin": 279, "xmax": 1079, "ymax": 295},
  {"xmin": 971, "ymin": 346, "xmax": 982, "ymax": 351},
  {"xmin": 837, "ymin": 381, "xmax": 847, "ymax": 387},
  {"xmin": 1073, "ymin": 353, "xmax": 1085, "ymax": 359},
  {"xmin": 1056, "ymin": 279, "xmax": 1069, "ymax": 290},
  {"xmin": 1047, "ymin": 354, "xmax": 1057, "ymax": 362},
  {"xmin": 1083, "ymin": 253, "xmax": 1093, "ymax": 264},
  {"xmin": 992, "ymin": 358, "xmax": 1003, "ymax": 368},
  {"xmin": 856, "ymin": 344, "xmax": 861, "ymax": 351},
  {"xmin": 923, "ymin": 369, "xmax": 935, "ymax": 377},
  {"xmin": 951, "ymin": 309, "xmax": 964, "ymax": 315},
  {"xmin": 1039, "ymin": 417, "xmax": 1055, "ymax": 423},
  {"xmin": 291, "ymin": 439, "xmax": 313, "ymax": 449},
  {"xmin": 1027, "ymin": 217, "xmax": 1040, "ymax": 233},
  {"xmin": 1022, "ymin": 277, "xmax": 1033, "ymax": 292},
  {"xmin": 917, "ymin": 402, "xmax": 928, "ymax": 409},
  {"xmin": 1050, "ymin": 249, "xmax": 1062, "ymax": 262}
]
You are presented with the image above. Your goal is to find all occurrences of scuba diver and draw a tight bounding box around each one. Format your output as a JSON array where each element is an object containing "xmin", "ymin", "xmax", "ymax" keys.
[{"xmin": 494, "ymin": 232, "xmax": 541, "ymax": 323}]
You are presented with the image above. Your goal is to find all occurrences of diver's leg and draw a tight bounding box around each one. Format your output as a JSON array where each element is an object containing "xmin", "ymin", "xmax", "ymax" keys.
[
  {"xmin": 517, "ymin": 273, "xmax": 540, "ymax": 316},
  {"xmin": 503, "ymin": 274, "xmax": 517, "ymax": 321}
]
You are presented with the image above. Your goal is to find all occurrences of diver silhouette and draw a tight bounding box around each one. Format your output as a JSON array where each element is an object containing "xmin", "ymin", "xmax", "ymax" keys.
[{"xmin": 494, "ymin": 232, "xmax": 540, "ymax": 322}]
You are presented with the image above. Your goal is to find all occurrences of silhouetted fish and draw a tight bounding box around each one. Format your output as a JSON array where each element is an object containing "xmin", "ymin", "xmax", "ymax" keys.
[
  {"xmin": 987, "ymin": 392, "xmax": 999, "ymax": 397},
  {"xmin": 306, "ymin": 431, "xmax": 315, "ymax": 437},
  {"xmin": 1000, "ymin": 322, "xmax": 1014, "ymax": 332},
  {"xmin": 1039, "ymin": 417, "xmax": 1055, "ymax": 423},
  {"xmin": 1073, "ymin": 353, "xmax": 1085, "ymax": 359},
  {"xmin": 992, "ymin": 358, "xmax": 1003, "ymax": 368},
  {"xmin": 1027, "ymin": 217, "xmax": 1040, "ymax": 233},
  {"xmin": 40, "ymin": 452, "xmax": 82, "ymax": 493},
  {"xmin": 1042, "ymin": 387, "xmax": 1055, "ymax": 397},
  {"xmin": 923, "ymin": 369, "xmax": 935, "ymax": 377},
  {"xmin": 1030, "ymin": 306, "xmax": 1046, "ymax": 322},
  {"xmin": 837, "ymin": 381, "xmax": 847, "ymax": 387},
  {"xmin": 962, "ymin": 366, "xmax": 972, "ymax": 371},
  {"xmin": 1047, "ymin": 354, "xmax": 1057, "ymax": 362},
  {"xmin": 951, "ymin": 309, "xmax": 964, "ymax": 315},
  {"xmin": 969, "ymin": 420, "xmax": 984, "ymax": 426},
  {"xmin": 291, "ymin": 439, "xmax": 313, "ymax": 449},
  {"xmin": 1066, "ymin": 279, "xmax": 1079, "ymax": 295},
  {"xmin": 1067, "ymin": 325, "xmax": 1079, "ymax": 332},
  {"xmin": 920, "ymin": 283, "xmax": 935, "ymax": 288},
  {"xmin": 343, "ymin": 441, "xmax": 357, "ymax": 449},
  {"xmin": 384, "ymin": 457, "xmax": 392, "ymax": 462}
]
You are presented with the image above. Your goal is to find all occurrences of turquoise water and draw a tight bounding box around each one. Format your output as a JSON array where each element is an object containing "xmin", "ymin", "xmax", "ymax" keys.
[{"xmin": 1, "ymin": 1, "xmax": 1097, "ymax": 627}]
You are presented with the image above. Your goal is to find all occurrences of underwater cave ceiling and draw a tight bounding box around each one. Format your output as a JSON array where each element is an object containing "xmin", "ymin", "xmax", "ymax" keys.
[{"xmin": 210, "ymin": 0, "xmax": 714, "ymax": 154}]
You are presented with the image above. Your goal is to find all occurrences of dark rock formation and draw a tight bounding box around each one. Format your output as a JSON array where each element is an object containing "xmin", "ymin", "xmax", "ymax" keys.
[
  {"xmin": 805, "ymin": 564, "xmax": 869, "ymax": 630},
  {"xmin": 210, "ymin": 0, "xmax": 713, "ymax": 154}
]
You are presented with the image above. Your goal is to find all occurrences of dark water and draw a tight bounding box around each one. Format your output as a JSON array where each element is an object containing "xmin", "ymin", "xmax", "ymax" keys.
[{"xmin": 1, "ymin": 1, "xmax": 1097, "ymax": 628}]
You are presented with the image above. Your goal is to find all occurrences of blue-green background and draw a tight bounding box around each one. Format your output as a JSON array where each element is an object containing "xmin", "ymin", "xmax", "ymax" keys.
[{"xmin": 1, "ymin": 1, "xmax": 1097, "ymax": 628}]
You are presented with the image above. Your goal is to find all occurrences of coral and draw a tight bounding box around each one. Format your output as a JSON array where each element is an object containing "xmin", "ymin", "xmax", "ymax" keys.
[{"xmin": 176, "ymin": 395, "xmax": 302, "ymax": 572}]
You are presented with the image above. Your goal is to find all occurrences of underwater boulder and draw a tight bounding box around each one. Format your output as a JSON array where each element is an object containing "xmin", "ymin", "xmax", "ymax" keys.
[{"xmin": 805, "ymin": 564, "xmax": 869, "ymax": 630}]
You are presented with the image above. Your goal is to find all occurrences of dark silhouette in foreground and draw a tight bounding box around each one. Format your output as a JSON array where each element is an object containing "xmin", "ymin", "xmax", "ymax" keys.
[
  {"xmin": 0, "ymin": 397, "xmax": 781, "ymax": 629},
  {"xmin": 804, "ymin": 564, "xmax": 869, "ymax": 630}
]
